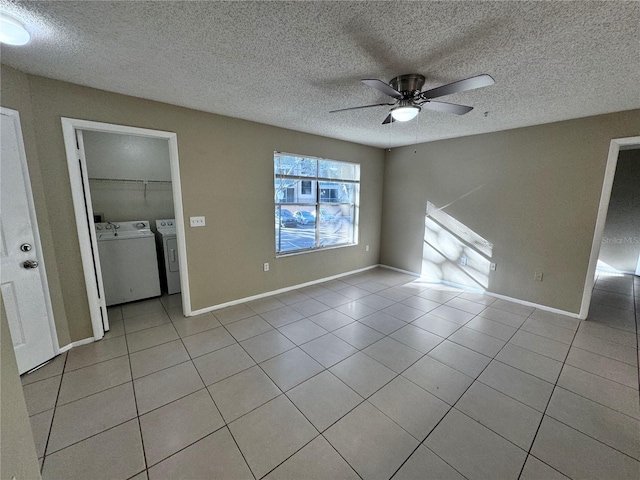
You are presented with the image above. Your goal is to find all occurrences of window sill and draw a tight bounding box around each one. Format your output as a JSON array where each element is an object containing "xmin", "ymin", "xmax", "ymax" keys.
[{"xmin": 275, "ymin": 242, "xmax": 358, "ymax": 258}]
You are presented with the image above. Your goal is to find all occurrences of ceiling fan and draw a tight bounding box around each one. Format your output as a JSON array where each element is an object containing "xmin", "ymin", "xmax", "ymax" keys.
[{"xmin": 330, "ymin": 74, "xmax": 495, "ymax": 124}]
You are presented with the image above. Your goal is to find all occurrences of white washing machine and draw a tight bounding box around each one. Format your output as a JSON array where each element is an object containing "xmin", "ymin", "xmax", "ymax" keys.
[
  {"xmin": 155, "ymin": 219, "xmax": 181, "ymax": 294},
  {"xmin": 96, "ymin": 221, "xmax": 161, "ymax": 306}
]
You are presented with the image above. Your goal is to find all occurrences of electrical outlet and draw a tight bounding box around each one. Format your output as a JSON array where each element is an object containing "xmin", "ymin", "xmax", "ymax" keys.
[
  {"xmin": 190, "ymin": 216, "xmax": 206, "ymax": 227},
  {"xmin": 263, "ymin": 262, "xmax": 269, "ymax": 272},
  {"xmin": 460, "ymin": 257, "xmax": 467, "ymax": 266},
  {"xmin": 534, "ymin": 272, "xmax": 543, "ymax": 281},
  {"xmin": 490, "ymin": 263, "xmax": 497, "ymax": 271},
  {"xmin": 365, "ymin": 245, "xmax": 370, "ymax": 252}
]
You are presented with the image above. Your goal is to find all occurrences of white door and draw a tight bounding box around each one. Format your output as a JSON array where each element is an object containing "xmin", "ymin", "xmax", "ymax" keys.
[
  {"xmin": 0, "ymin": 108, "xmax": 57, "ymax": 374},
  {"xmin": 75, "ymin": 130, "xmax": 109, "ymax": 333}
]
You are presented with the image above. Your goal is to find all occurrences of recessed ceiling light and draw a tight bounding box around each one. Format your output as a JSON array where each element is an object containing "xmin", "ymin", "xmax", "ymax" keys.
[{"xmin": 0, "ymin": 12, "xmax": 31, "ymax": 46}]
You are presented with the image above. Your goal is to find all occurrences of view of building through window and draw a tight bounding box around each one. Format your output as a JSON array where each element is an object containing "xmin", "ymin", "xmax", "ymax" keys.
[{"xmin": 274, "ymin": 152, "xmax": 360, "ymax": 254}]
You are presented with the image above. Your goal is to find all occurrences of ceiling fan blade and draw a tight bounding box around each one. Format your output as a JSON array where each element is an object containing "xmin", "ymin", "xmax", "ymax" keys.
[
  {"xmin": 423, "ymin": 101, "xmax": 473, "ymax": 115},
  {"xmin": 330, "ymin": 102, "xmax": 395, "ymax": 113},
  {"xmin": 382, "ymin": 113, "xmax": 395, "ymax": 124},
  {"xmin": 361, "ymin": 79, "xmax": 402, "ymax": 99},
  {"xmin": 420, "ymin": 74, "xmax": 495, "ymax": 100}
]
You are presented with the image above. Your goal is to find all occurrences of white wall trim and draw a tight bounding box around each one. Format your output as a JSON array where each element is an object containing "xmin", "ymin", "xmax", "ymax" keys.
[
  {"xmin": 579, "ymin": 136, "xmax": 640, "ymax": 319},
  {"xmin": 378, "ymin": 264, "xmax": 421, "ymax": 277},
  {"xmin": 379, "ymin": 264, "xmax": 582, "ymax": 319},
  {"xmin": 1, "ymin": 107, "xmax": 60, "ymax": 356},
  {"xmin": 58, "ymin": 336, "xmax": 95, "ymax": 353},
  {"xmin": 190, "ymin": 265, "xmax": 379, "ymax": 316},
  {"xmin": 61, "ymin": 118, "xmax": 190, "ymax": 341},
  {"xmin": 480, "ymin": 290, "xmax": 581, "ymax": 319}
]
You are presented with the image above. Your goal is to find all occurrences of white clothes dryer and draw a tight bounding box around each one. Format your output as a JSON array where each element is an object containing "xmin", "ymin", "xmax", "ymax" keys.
[{"xmin": 155, "ymin": 219, "xmax": 181, "ymax": 294}]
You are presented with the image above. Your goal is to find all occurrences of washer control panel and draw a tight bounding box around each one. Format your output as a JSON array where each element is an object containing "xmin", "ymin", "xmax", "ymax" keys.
[
  {"xmin": 95, "ymin": 221, "xmax": 151, "ymax": 233},
  {"xmin": 156, "ymin": 219, "xmax": 176, "ymax": 230}
]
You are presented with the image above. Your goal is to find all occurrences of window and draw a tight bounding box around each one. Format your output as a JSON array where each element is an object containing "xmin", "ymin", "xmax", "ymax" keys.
[{"xmin": 275, "ymin": 152, "xmax": 360, "ymax": 255}]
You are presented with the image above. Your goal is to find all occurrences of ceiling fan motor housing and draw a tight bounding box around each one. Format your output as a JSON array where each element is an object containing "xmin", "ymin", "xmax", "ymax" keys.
[{"xmin": 390, "ymin": 74, "xmax": 426, "ymax": 96}]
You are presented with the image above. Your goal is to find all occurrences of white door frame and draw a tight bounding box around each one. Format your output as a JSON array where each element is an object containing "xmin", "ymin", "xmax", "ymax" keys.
[
  {"xmin": 61, "ymin": 118, "xmax": 191, "ymax": 340},
  {"xmin": 579, "ymin": 135, "xmax": 640, "ymax": 319},
  {"xmin": 1, "ymin": 107, "xmax": 59, "ymax": 356}
]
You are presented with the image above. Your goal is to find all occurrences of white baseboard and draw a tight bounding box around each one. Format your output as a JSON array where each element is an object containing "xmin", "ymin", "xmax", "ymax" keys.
[
  {"xmin": 58, "ymin": 336, "xmax": 94, "ymax": 353},
  {"xmin": 481, "ymin": 290, "xmax": 581, "ymax": 319},
  {"xmin": 378, "ymin": 264, "xmax": 420, "ymax": 277},
  {"xmin": 189, "ymin": 264, "xmax": 380, "ymax": 316},
  {"xmin": 379, "ymin": 264, "xmax": 582, "ymax": 319}
]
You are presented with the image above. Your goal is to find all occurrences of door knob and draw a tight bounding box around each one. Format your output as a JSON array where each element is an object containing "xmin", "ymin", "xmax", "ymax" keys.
[
  {"xmin": 20, "ymin": 243, "xmax": 32, "ymax": 252},
  {"xmin": 23, "ymin": 260, "xmax": 38, "ymax": 269}
]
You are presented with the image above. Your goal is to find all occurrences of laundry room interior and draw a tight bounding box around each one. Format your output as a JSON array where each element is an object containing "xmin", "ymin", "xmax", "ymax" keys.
[{"xmin": 82, "ymin": 130, "xmax": 181, "ymax": 305}]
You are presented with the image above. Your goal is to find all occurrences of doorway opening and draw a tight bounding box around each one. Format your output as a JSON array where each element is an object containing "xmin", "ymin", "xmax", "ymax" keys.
[
  {"xmin": 61, "ymin": 119, "xmax": 191, "ymax": 341},
  {"xmin": 580, "ymin": 136, "xmax": 640, "ymax": 319}
]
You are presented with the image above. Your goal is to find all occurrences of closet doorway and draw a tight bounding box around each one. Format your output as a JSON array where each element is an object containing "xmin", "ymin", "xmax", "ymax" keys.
[{"xmin": 61, "ymin": 119, "xmax": 191, "ymax": 341}]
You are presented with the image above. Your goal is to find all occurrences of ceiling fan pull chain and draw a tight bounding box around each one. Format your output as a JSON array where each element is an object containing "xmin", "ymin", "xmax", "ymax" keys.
[{"xmin": 414, "ymin": 110, "xmax": 420, "ymax": 150}]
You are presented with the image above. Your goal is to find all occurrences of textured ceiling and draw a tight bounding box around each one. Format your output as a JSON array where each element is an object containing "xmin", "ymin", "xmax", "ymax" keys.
[{"xmin": 2, "ymin": 1, "xmax": 639, "ymax": 148}]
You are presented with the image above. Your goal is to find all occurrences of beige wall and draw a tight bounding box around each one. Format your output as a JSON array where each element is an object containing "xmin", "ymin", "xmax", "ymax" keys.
[
  {"xmin": 84, "ymin": 130, "xmax": 175, "ymax": 231},
  {"xmin": 1, "ymin": 65, "xmax": 384, "ymax": 342},
  {"xmin": 380, "ymin": 110, "xmax": 640, "ymax": 314},
  {"xmin": 88, "ymin": 180, "xmax": 175, "ymax": 230},
  {"xmin": 0, "ymin": 297, "xmax": 42, "ymax": 480},
  {"xmin": 83, "ymin": 131, "xmax": 172, "ymax": 181},
  {"xmin": 599, "ymin": 149, "xmax": 640, "ymax": 273},
  {"xmin": 3, "ymin": 60, "xmax": 636, "ymax": 339}
]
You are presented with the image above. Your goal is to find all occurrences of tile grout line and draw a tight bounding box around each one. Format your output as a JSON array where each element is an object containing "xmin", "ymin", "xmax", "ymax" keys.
[
  {"xmin": 134, "ymin": 298, "xmax": 256, "ymax": 477},
  {"xmin": 404, "ymin": 298, "xmax": 597, "ymax": 477},
  {"xmin": 535, "ymin": 406, "xmax": 640, "ymax": 462},
  {"xmin": 225, "ymin": 310, "xmax": 320, "ymax": 478},
  {"xmin": 386, "ymin": 324, "xmax": 521, "ymax": 478},
  {"xmin": 214, "ymin": 283, "xmax": 434, "ymax": 478},
  {"xmin": 305, "ymin": 297, "xmax": 501, "ymax": 478},
  {"xmin": 219, "ymin": 311, "xmax": 335, "ymax": 480},
  {"xmin": 185, "ymin": 308, "xmax": 259, "ymax": 480},
  {"xmin": 311, "ymin": 288, "xmax": 534, "ymax": 478},
  {"xmin": 36, "ymin": 273, "xmax": 635, "ymax": 479},
  {"xmin": 513, "ymin": 304, "xmax": 581, "ymax": 479},
  {"xmin": 560, "ymin": 352, "xmax": 640, "ymax": 390},
  {"xmin": 22, "ymin": 275, "xmax": 386, "ymax": 471},
  {"xmin": 535, "ymin": 277, "xmax": 640, "ymax": 463},
  {"xmin": 250, "ymin": 291, "xmax": 423, "ymax": 479},
  {"xmin": 38, "ymin": 350, "xmax": 69, "ymax": 474},
  {"xmin": 123, "ymin": 316, "xmax": 150, "ymax": 479},
  {"xmin": 454, "ymin": 306, "xmax": 551, "ymax": 466},
  {"xmin": 515, "ymin": 286, "xmax": 598, "ymax": 480},
  {"xmin": 214, "ymin": 281, "xmax": 407, "ymax": 478}
]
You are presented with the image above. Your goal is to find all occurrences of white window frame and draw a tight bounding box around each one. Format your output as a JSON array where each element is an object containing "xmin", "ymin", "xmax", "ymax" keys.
[{"xmin": 274, "ymin": 152, "xmax": 360, "ymax": 256}]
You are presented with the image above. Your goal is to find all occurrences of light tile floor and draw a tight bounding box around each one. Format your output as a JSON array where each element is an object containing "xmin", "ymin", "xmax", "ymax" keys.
[{"xmin": 22, "ymin": 268, "xmax": 639, "ymax": 479}]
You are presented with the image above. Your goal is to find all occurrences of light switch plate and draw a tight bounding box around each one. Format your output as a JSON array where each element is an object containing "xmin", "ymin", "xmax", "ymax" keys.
[{"xmin": 190, "ymin": 216, "xmax": 205, "ymax": 227}]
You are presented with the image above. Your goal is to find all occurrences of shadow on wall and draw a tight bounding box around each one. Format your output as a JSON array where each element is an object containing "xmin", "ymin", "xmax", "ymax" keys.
[{"xmin": 422, "ymin": 201, "xmax": 493, "ymax": 291}]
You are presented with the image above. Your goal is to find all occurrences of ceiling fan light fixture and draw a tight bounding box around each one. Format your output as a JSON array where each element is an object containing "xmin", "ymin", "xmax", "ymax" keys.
[
  {"xmin": 391, "ymin": 105, "xmax": 420, "ymax": 122},
  {"xmin": 0, "ymin": 12, "xmax": 30, "ymax": 45}
]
